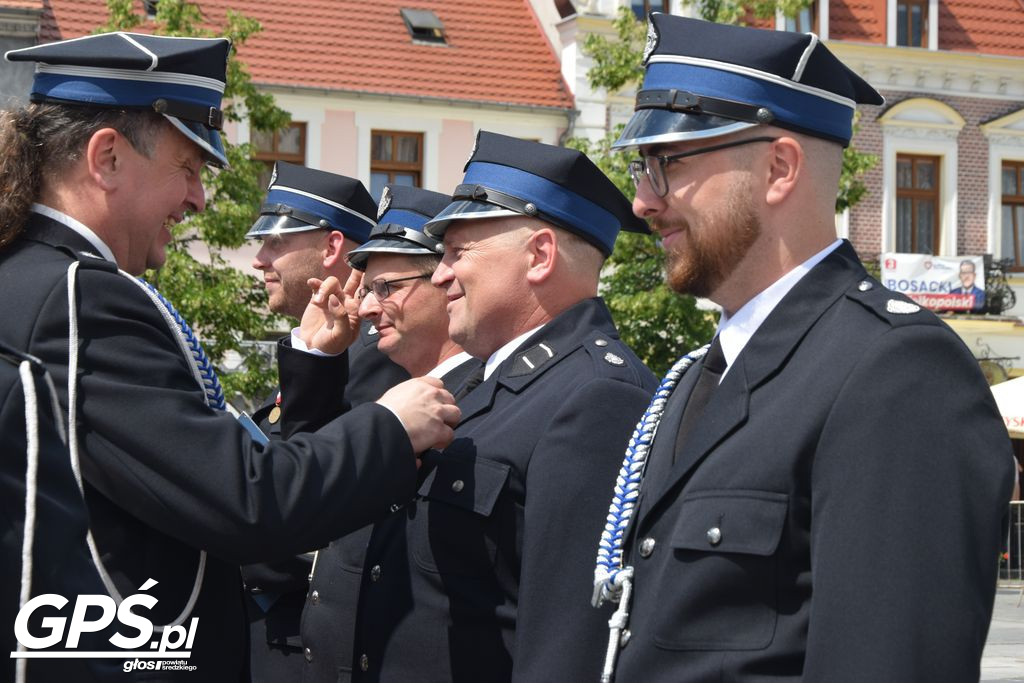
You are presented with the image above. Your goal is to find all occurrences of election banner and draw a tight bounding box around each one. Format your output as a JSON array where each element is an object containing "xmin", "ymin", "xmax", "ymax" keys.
[{"xmin": 880, "ymin": 253, "xmax": 986, "ymax": 312}]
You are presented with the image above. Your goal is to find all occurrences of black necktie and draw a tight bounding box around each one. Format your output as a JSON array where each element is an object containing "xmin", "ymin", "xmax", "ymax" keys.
[
  {"xmin": 454, "ymin": 365, "xmax": 486, "ymax": 401},
  {"xmin": 674, "ymin": 336, "xmax": 726, "ymax": 461}
]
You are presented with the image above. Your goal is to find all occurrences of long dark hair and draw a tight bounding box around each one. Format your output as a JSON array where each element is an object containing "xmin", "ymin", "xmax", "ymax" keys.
[{"xmin": 0, "ymin": 103, "xmax": 164, "ymax": 250}]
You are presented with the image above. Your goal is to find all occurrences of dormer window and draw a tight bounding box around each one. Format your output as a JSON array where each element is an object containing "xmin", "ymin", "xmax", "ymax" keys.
[{"xmin": 400, "ymin": 8, "xmax": 447, "ymax": 45}]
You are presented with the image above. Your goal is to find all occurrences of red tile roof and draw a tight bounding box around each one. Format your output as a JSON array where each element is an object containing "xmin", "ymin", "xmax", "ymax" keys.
[
  {"xmin": 938, "ymin": 0, "xmax": 1024, "ymax": 57},
  {"xmin": 828, "ymin": 0, "xmax": 1024, "ymax": 56},
  {"xmin": 23, "ymin": 0, "xmax": 574, "ymax": 110}
]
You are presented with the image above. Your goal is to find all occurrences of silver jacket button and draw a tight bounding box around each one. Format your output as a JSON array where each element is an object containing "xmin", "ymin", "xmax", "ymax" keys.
[
  {"xmin": 304, "ymin": 647, "xmax": 313, "ymax": 663},
  {"xmin": 360, "ymin": 654, "xmax": 370, "ymax": 671},
  {"xmin": 638, "ymin": 537, "xmax": 656, "ymax": 558},
  {"xmin": 370, "ymin": 564, "xmax": 382, "ymax": 582},
  {"xmin": 310, "ymin": 590, "xmax": 320, "ymax": 605},
  {"xmin": 707, "ymin": 527, "xmax": 722, "ymax": 546},
  {"xmin": 451, "ymin": 479, "xmax": 464, "ymax": 492}
]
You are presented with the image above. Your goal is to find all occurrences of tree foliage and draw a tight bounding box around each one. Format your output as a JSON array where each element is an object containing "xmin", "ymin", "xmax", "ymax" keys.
[
  {"xmin": 100, "ymin": 0, "xmax": 288, "ymax": 402},
  {"xmin": 573, "ymin": 6, "xmax": 878, "ymax": 373}
]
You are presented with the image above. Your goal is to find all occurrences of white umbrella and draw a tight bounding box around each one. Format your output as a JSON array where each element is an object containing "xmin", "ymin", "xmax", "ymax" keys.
[{"xmin": 990, "ymin": 375, "xmax": 1024, "ymax": 437}]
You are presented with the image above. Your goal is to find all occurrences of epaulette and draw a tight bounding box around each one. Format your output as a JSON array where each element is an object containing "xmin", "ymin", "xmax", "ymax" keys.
[
  {"xmin": 581, "ymin": 331, "xmax": 645, "ymax": 382},
  {"xmin": 846, "ymin": 276, "xmax": 940, "ymax": 327},
  {"xmin": 55, "ymin": 245, "xmax": 118, "ymax": 273}
]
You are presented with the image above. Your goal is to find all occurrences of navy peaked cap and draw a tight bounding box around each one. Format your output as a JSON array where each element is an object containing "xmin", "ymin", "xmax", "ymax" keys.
[
  {"xmin": 615, "ymin": 14, "xmax": 884, "ymax": 149},
  {"xmin": 5, "ymin": 32, "xmax": 231, "ymax": 167},
  {"xmin": 425, "ymin": 131, "xmax": 647, "ymax": 256},
  {"xmin": 347, "ymin": 185, "xmax": 449, "ymax": 270},
  {"xmin": 246, "ymin": 162, "xmax": 377, "ymax": 243}
]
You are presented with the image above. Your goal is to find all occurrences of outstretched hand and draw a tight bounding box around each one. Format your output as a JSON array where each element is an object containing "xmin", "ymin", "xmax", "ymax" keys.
[{"xmin": 298, "ymin": 270, "xmax": 363, "ymax": 354}]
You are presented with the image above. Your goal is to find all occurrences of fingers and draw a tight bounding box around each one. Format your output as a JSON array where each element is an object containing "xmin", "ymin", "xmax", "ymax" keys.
[
  {"xmin": 310, "ymin": 276, "xmax": 343, "ymax": 306},
  {"xmin": 343, "ymin": 269, "xmax": 362, "ymax": 300}
]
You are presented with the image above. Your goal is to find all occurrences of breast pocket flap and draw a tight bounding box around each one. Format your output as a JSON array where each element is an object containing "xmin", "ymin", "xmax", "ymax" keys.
[
  {"xmin": 417, "ymin": 456, "xmax": 511, "ymax": 517},
  {"xmin": 670, "ymin": 490, "xmax": 788, "ymax": 557}
]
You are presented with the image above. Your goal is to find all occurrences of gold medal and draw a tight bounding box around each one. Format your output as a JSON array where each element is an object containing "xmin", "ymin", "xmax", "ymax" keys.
[{"xmin": 268, "ymin": 405, "xmax": 281, "ymax": 424}]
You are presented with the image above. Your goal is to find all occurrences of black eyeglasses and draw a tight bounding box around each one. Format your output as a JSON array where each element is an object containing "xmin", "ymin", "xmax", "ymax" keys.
[
  {"xmin": 628, "ymin": 136, "xmax": 777, "ymax": 197},
  {"xmin": 357, "ymin": 274, "xmax": 431, "ymax": 301}
]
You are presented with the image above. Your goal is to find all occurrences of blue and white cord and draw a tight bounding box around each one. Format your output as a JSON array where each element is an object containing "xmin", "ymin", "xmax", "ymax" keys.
[
  {"xmin": 591, "ymin": 343, "xmax": 708, "ymax": 683},
  {"xmin": 135, "ymin": 278, "xmax": 226, "ymax": 411}
]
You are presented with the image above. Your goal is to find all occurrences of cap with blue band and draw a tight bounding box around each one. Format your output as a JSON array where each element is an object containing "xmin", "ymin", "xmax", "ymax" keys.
[
  {"xmin": 614, "ymin": 14, "xmax": 884, "ymax": 149},
  {"xmin": 5, "ymin": 32, "xmax": 231, "ymax": 167},
  {"xmin": 347, "ymin": 185, "xmax": 450, "ymax": 271},
  {"xmin": 425, "ymin": 131, "xmax": 647, "ymax": 257},
  {"xmin": 246, "ymin": 162, "xmax": 377, "ymax": 242}
]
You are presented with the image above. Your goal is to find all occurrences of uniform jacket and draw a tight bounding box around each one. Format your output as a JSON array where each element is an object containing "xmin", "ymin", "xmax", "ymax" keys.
[
  {"xmin": 616, "ymin": 241, "xmax": 1015, "ymax": 682},
  {"xmin": 0, "ymin": 213, "xmax": 418, "ymax": 681},
  {"xmin": 349, "ymin": 297, "xmax": 657, "ymax": 682},
  {"xmin": 243, "ymin": 325, "xmax": 409, "ymax": 682},
  {"xmin": 1, "ymin": 345, "xmax": 122, "ymax": 682},
  {"xmin": 298, "ymin": 355, "xmax": 482, "ymax": 683}
]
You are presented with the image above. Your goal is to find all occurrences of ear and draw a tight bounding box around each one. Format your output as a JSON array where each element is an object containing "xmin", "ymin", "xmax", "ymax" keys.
[
  {"xmin": 764, "ymin": 137, "xmax": 803, "ymax": 206},
  {"xmin": 322, "ymin": 231, "xmax": 348, "ymax": 268},
  {"xmin": 524, "ymin": 227, "xmax": 557, "ymax": 285},
  {"xmin": 84, "ymin": 128, "xmax": 123, "ymax": 192}
]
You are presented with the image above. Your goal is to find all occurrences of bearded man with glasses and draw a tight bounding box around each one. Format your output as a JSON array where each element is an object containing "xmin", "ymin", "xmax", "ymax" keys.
[{"xmin": 588, "ymin": 14, "xmax": 1016, "ymax": 683}]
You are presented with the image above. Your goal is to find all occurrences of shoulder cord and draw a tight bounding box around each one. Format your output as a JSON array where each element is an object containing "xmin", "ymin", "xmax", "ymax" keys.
[
  {"xmin": 65, "ymin": 261, "xmax": 226, "ymax": 631},
  {"xmin": 591, "ymin": 343, "xmax": 709, "ymax": 683},
  {"xmin": 15, "ymin": 360, "xmax": 66, "ymax": 683}
]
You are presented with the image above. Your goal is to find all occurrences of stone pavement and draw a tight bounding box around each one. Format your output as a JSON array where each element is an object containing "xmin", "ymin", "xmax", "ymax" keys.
[{"xmin": 981, "ymin": 587, "xmax": 1024, "ymax": 682}]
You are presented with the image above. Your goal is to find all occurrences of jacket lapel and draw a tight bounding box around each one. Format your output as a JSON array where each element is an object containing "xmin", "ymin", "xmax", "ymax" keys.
[{"xmin": 636, "ymin": 242, "xmax": 867, "ymax": 524}]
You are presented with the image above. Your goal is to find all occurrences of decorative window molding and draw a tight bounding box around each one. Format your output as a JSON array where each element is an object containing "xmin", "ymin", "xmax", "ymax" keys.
[
  {"xmin": 879, "ymin": 98, "xmax": 964, "ymax": 255},
  {"xmin": 981, "ymin": 108, "xmax": 1024, "ymax": 264}
]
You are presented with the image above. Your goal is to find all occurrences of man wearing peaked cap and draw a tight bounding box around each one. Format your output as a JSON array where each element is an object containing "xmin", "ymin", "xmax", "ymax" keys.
[
  {"xmin": 589, "ymin": 14, "xmax": 1015, "ymax": 683},
  {"xmin": 243, "ymin": 164, "xmax": 410, "ymax": 682},
  {"xmin": 298, "ymin": 185, "xmax": 480, "ymax": 682},
  {"xmin": 0, "ymin": 32, "xmax": 459, "ymax": 681},
  {"xmin": 7, "ymin": 31, "xmax": 232, "ymax": 168},
  {"xmin": 344, "ymin": 131, "xmax": 657, "ymax": 682}
]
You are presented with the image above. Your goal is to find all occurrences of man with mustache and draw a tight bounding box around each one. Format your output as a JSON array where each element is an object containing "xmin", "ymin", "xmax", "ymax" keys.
[{"xmin": 590, "ymin": 14, "xmax": 1017, "ymax": 683}]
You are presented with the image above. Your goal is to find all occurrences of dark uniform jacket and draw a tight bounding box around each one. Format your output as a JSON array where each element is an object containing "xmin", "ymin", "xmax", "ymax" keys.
[
  {"xmin": 298, "ymin": 354, "xmax": 482, "ymax": 683},
  {"xmin": 242, "ymin": 325, "xmax": 409, "ymax": 682},
  {"xmin": 1, "ymin": 344, "xmax": 121, "ymax": 682},
  {"xmin": 348, "ymin": 297, "xmax": 657, "ymax": 682},
  {"xmin": 0, "ymin": 213, "xmax": 418, "ymax": 681},
  {"xmin": 615, "ymin": 241, "xmax": 1015, "ymax": 682}
]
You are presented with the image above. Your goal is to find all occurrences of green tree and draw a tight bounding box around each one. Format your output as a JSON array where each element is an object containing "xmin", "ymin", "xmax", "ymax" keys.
[
  {"xmin": 100, "ymin": 0, "xmax": 289, "ymax": 402},
  {"xmin": 573, "ymin": 6, "xmax": 877, "ymax": 373}
]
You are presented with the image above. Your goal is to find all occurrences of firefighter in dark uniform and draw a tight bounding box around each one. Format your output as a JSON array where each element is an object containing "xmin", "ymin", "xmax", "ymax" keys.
[
  {"xmin": 242, "ymin": 164, "xmax": 410, "ymax": 682},
  {"xmin": 339, "ymin": 132, "xmax": 657, "ymax": 682},
  {"xmin": 590, "ymin": 15, "xmax": 1017, "ymax": 682},
  {"xmin": 0, "ymin": 33, "xmax": 457, "ymax": 680},
  {"xmin": 298, "ymin": 184, "xmax": 481, "ymax": 681}
]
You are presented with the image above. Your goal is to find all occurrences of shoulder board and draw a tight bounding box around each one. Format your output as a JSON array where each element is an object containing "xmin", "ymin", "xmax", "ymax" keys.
[
  {"xmin": 55, "ymin": 245, "xmax": 118, "ymax": 272},
  {"xmin": 846, "ymin": 277, "xmax": 940, "ymax": 327}
]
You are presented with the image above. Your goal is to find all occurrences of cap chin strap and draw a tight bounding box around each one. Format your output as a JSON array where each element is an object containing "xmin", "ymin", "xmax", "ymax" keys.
[
  {"xmin": 452, "ymin": 183, "xmax": 544, "ymax": 220},
  {"xmin": 635, "ymin": 88, "xmax": 776, "ymax": 126}
]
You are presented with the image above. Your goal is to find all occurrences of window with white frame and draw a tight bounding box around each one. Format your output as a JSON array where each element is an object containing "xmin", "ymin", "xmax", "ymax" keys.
[
  {"xmin": 879, "ymin": 98, "xmax": 964, "ymax": 256},
  {"xmin": 1003, "ymin": 161, "xmax": 1024, "ymax": 270},
  {"xmin": 888, "ymin": 0, "xmax": 936, "ymax": 49}
]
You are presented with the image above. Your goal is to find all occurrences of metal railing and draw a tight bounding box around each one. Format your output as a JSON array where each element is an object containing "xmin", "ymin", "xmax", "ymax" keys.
[{"xmin": 1001, "ymin": 501, "xmax": 1023, "ymax": 591}]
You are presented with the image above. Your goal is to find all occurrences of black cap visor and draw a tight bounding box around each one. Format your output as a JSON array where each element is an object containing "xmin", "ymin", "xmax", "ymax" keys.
[
  {"xmin": 246, "ymin": 214, "xmax": 320, "ymax": 238},
  {"xmin": 613, "ymin": 108, "xmax": 757, "ymax": 149}
]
